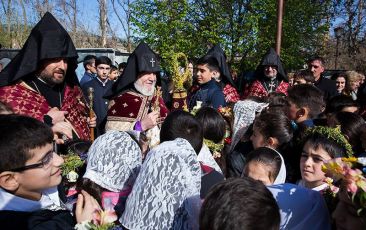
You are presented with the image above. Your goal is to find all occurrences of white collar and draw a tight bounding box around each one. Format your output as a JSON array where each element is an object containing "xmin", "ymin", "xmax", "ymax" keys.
[
  {"xmin": 97, "ymin": 77, "xmax": 109, "ymax": 86},
  {"xmin": 0, "ymin": 187, "xmax": 62, "ymax": 212},
  {"xmin": 298, "ymin": 180, "xmax": 328, "ymax": 192}
]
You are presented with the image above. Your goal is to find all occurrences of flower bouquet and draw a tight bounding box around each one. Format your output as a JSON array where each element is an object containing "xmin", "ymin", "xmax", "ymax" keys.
[
  {"xmin": 322, "ymin": 157, "xmax": 366, "ymax": 216},
  {"xmin": 76, "ymin": 209, "xmax": 122, "ymax": 230}
]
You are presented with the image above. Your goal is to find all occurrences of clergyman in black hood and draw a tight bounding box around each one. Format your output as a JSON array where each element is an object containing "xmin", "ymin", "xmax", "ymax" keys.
[
  {"xmin": 104, "ymin": 42, "xmax": 169, "ymax": 147},
  {"xmin": 242, "ymin": 48, "xmax": 289, "ymax": 98},
  {"xmin": 0, "ymin": 12, "xmax": 95, "ymax": 141}
]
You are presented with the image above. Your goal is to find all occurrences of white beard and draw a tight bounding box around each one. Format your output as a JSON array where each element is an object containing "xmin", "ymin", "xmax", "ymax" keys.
[{"xmin": 134, "ymin": 81, "xmax": 156, "ymax": 96}]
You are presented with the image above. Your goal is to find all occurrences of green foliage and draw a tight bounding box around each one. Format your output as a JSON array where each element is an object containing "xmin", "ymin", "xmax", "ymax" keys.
[
  {"xmin": 61, "ymin": 153, "xmax": 84, "ymax": 176},
  {"xmin": 131, "ymin": 0, "xmax": 194, "ymax": 73},
  {"xmin": 131, "ymin": 0, "xmax": 334, "ymax": 73},
  {"xmin": 204, "ymin": 138, "xmax": 225, "ymax": 153},
  {"xmin": 304, "ymin": 125, "xmax": 354, "ymax": 157}
]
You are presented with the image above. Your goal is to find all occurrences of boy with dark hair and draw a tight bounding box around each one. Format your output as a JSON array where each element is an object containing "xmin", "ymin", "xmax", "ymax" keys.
[
  {"xmin": 80, "ymin": 55, "xmax": 97, "ymax": 86},
  {"xmin": 109, "ymin": 65, "xmax": 119, "ymax": 81},
  {"xmin": 196, "ymin": 55, "xmax": 221, "ymax": 72},
  {"xmin": 293, "ymin": 70, "xmax": 315, "ymax": 85},
  {"xmin": 287, "ymin": 84, "xmax": 326, "ymax": 182},
  {"xmin": 188, "ymin": 55, "xmax": 226, "ymax": 110},
  {"xmin": 118, "ymin": 62, "xmax": 127, "ymax": 74},
  {"xmin": 325, "ymin": 94, "xmax": 359, "ymax": 115},
  {"xmin": 287, "ymin": 84, "xmax": 325, "ymax": 128},
  {"xmin": 200, "ymin": 177, "xmax": 280, "ymax": 230},
  {"xmin": 82, "ymin": 56, "xmax": 113, "ymax": 137},
  {"xmin": 0, "ymin": 115, "xmax": 98, "ymax": 229}
]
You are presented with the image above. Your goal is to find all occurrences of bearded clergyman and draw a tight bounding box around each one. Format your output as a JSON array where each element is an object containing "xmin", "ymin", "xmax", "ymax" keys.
[
  {"xmin": 0, "ymin": 12, "xmax": 95, "ymax": 141},
  {"xmin": 242, "ymin": 48, "xmax": 289, "ymax": 98},
  {"xmin": 104, "ymin": 42, "xmax": 169, "ymax": 147}
]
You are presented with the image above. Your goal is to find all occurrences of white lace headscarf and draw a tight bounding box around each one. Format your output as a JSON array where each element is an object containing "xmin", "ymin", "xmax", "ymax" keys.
[
  {"xmin": 270, "ymin": 147, "xmax": 286, "ymax": 185},
  {"xmin": 231, "ymin": 99, "xmax": 268, "ymax": 151},
  {"xmin": 197, "ymin": 144, "xmax": 223, "ymax": 174},
  {"xmin": 83, "ymin": 130, "xmax": 142, "ymax": 192},
  {"xmin": 121, "ymin": 138, "xmax": 202, "ymax": 230}
]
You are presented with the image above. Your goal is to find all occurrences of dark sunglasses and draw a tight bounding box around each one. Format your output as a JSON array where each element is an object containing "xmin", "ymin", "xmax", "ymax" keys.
[
  {"xmin": 309, "ymin": 65, "xmax": 321, "ymax": 69},
  {"xmin": 8, "ymin": 150, "xmax": 55, "ymax": 172},
  {"xmin": 264, "ymin": 65, "xmax": 277, "ymax": 69}
]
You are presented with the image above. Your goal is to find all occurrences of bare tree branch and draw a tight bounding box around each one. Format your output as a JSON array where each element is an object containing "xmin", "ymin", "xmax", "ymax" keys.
[
  {"xmin": 110, "ymin": 0, "xmax": 131, "ymax": 51},
  {"xmin": 98, "ymin": 0, "xmax": 107, "ymax": 47}
]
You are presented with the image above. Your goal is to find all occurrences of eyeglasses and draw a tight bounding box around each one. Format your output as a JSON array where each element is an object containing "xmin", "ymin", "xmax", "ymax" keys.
[
  {"xmin": 8, "ymin": 150, "xmax": 55, "ymax": 172},
  {"xmin": 309, "ymin": 65, "xmax": 321, "ymax": 69},
  {"xmin": 264, "ymin": 65, "xmax": 277, "ymax": 70}
]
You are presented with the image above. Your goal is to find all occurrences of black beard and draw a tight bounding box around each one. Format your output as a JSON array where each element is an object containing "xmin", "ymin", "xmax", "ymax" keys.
[{"xmin": 39, "ymin": 73, "xmax": 64, "ymax": 86}]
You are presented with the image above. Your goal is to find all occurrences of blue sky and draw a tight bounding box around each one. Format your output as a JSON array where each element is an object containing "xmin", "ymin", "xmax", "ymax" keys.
[
  {"xmin": 16, "ymin": 0, "xmax": 129, "ymax": 39},
  {"xmin": 65, "ymin": 0, "xmax": 129, "ymax": 39}
]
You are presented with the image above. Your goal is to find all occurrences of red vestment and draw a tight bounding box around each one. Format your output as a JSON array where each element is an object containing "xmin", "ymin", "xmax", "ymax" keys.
[
  {"xmin": 105, "ymin": 90, "xmax": 169, "ymax": 131},
  {"xmin": 0, "ymin": 82, "xmax": 90, "ymax": 140},
  {"xmin": 223, "ymin": 84, "xmax": 240, "ymax": 103},
  {"xmin": 242, "ymin": 80, "xmax": 289, "ymax": 99}
]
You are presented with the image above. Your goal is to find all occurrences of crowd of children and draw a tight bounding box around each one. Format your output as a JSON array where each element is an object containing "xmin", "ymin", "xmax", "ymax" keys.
[
  {"xmin": 1, "ymin": 76, "xmax": 365, "ymax": 229},
  {"xmin": 2, "ymin": 51, "xmax": 366, "ymax": 229},
  {"xmin": 1, "ymin": 11, "xmax": 366, "ymax": 230}
]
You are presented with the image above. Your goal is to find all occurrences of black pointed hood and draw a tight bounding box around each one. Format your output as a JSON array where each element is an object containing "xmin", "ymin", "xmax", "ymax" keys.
[
  {"xmin": 0, "ymin": 12, "xmax": 79, "ymax": 87},
  {"xmin": 254, "ymin": 48, "xmax": 287, "ymax": 81},
  {"xmin": 206, "ymin": 45, "xmax": 235, "ymax": 86},
  {"xmin": 104, "ymin": 42, "xmax": 161, "ymax": 99}
]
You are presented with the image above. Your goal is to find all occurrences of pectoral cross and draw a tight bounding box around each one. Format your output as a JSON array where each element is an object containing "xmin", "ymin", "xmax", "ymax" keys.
[
  {"xmin": 268, "ymin": 81, "xmax": 276, "ymax": 92},
  {"xmin": 150, "ymin": 58, "xmax": 155, "ymax": 67}
]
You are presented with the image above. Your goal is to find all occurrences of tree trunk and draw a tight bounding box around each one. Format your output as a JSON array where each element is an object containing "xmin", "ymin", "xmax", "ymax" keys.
[
  {"xmin": 18, "ymin": 0, "xmax": 27, "ymax": 33},
  {"xmin": 72, "ymin": 0, "xmax": 77, "ymax": 35},
  {"xmin": 6, "ymin": 0, "xmax": 12, "ymax": 47},
  {"xmin": 99, "ymin": 0, "xmax": 107, "ymax": 47}
]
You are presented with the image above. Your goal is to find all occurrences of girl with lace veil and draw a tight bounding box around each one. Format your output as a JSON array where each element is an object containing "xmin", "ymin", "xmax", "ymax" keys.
[
  {"xmin": 121, "ymin": 111, "xmax": 203, "ymax": 230},
  {"xmin": 77, "ymin": 130, "xmax": 142, "ymax": 215}
]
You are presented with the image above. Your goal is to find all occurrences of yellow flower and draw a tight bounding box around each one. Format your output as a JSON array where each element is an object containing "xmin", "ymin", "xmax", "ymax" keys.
[{"xmin": 342, "ymin": 157, "xmax": 357, "ymax": 163}]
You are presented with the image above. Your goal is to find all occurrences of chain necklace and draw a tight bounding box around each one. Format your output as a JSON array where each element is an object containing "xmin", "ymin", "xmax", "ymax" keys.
[{"xmin": 32, "ymin": 77, "xmax": 62, "ymax": 108}]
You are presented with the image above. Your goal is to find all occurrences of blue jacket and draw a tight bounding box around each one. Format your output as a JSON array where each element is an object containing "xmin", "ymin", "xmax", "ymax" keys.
[
  {"xmin": 189, "ymin": 79, "xmax": 226, "ymax": 110},
  {"xmin": 80, "ymin": 72, "xmax": 96, "ymax": 87}
]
